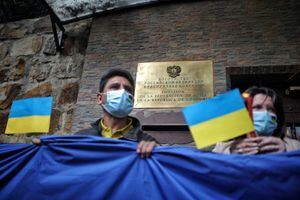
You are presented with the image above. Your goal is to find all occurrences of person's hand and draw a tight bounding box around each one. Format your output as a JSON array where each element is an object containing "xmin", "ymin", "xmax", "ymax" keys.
[
  {"xmin": 257, "ymin": 136, "xmax": 286, "ymax": 154},
  {"xmin": 136, "ymin": 141, "xmax": 157, "ymax": 159},
  {"xmin": 32, "ymin": 138, "xmax": 42, "ymax": 146},
  {"xmin": 230, "ymin": 136, "xmax": 286, "ymax": 154},
  {"xmin": 230, "ymin": 138, "xmax": 260, "ymax": 155}
]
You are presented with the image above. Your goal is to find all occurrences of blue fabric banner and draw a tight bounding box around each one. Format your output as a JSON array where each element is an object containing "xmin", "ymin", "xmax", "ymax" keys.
[{"xmin": 1, "ymin": 135, "xmax": 300, "ymax": 200}]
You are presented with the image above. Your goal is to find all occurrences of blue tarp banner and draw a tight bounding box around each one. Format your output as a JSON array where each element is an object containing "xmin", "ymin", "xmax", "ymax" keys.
[{"xmin": 1, "ymin": 136, "xmax": 300, "ymax": 200}]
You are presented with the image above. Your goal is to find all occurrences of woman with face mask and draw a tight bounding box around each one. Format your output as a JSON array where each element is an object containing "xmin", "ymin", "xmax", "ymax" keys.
[{"xmin": 213, "ymin": 87, "xmax": 300, "ymax": 154}]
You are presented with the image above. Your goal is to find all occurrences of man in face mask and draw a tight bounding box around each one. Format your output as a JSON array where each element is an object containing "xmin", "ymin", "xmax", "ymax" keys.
[
  {"xmin": 74, "ymin": 68, "xmax": 157, "ymax": 158},
  {"xmin": 213, "ymin": 86, "xmax": 300, "ymax": 154}
]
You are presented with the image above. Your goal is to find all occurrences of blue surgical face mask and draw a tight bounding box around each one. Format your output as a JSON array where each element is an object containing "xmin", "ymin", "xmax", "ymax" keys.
[
  {"xmin": 253, "ymin": 111, "xmax": 278, "ymax": 136},
  {"xmin": 102, "ymin": 89, "xmax": 133, "ymax": 118}
]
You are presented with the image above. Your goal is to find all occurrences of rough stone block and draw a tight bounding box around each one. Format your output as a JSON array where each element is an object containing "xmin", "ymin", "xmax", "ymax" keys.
[
  {"xmin": 59, "ymin": 82, "xmax": 79, "ymax": 105},
  {"xmin": 0, "ymin": 42, "xmax": 9, "ymax": 60},
  {"xmin": 33, "ymin": 16, "xmax": 52, "ymax": 33},
  {"xmin": 0, "ymin": 23, "xmax": 27, "ymax": 39},
  {"xmin": 10, "ymin": 36, "xmax": 43, "ymax": 56},
  {"xmin": 29, "ymin": 62, "xmax": 52, "ymax": 82},
  {"xmin": 0, "ymin": 84, "xmax": 22, "ymax": 110},
  {"xmin": 0, "ymin": 110, "xmax": 9, "ymax": 134},
  {"xmin": 0, "ymin": 68, "xmax": 9, "ymax": 83},
  {"xmin": 0, "ymin": 57, "xmax": 25, "ymax": 82},
  {"xmin": 11, "ymin": 58, "xmax": 26, "ymax": 81},
  {"xmin": 66, "ymin": 109, "xmax": 74, "ymax": 133},
  {"xmin": 43, "ymin": 36, "xmax": 57, "ymax": 55},
  {"xmin": 49, "ymin": 109, "xmax": 61, "ymax": 134},
  {"xmin": 23, "ymin": 82, "xmax": 52, "ymax": 98},
  {"xmin": 32, "ymin": 36, "xmax": 44, "ymax": 54},
  {"xmin": 2, "ymin": 56, "xmax": 11, "ymax": 66},
  {"xmin": 54, "ymin": 55, "xmax": 84, "ymax": 79}
]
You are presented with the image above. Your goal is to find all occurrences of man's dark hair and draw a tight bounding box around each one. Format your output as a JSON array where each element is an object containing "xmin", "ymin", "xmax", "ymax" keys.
[
  {"xmin": 245, "ymin": 86, "xmax": 285, "ymax": 138},
  {"xmin": 99, "ymin": 68, "xmax": 135, "ymax": 93}
]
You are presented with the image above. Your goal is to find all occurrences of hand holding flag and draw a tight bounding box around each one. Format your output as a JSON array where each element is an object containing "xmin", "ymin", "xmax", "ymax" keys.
[{"xmin": 182, "ymin": 89, "xmax": 254, "ymax": 149}]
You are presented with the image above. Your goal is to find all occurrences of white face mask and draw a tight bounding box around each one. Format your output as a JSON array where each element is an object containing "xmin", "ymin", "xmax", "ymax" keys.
[
  {"xmin": 253, "ymin": 111, "xmax": 278, "ymax": 136},
  {"xmin": 101, "ymin": 89, "xmax": 133, "ymax": 118}
]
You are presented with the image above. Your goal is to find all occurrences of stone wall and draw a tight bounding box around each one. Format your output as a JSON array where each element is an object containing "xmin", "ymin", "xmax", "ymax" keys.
[
  {"xmin": 73, "ymin": 0, "xmax": 300, "ymax": 144},
  {"xmin": 0, "ymin": 16, "xmax": 91, "ymax": 143}
]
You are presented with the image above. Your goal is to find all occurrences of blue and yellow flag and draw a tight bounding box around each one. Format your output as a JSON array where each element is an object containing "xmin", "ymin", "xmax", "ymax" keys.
[
  {"xmin": 182, "ymin": 89, "xmax": 254, "ymax": 149},
  {"xmin": 5, "ymin": 97, "xmax": 53, "ymax": 134},
  {"xmin": 1, "ymin": 136, "xmax": 300, "ymax": 199}
]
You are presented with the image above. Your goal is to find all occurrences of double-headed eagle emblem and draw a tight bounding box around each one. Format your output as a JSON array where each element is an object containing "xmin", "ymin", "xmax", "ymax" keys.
[{"xmin": 167, "ymin": 65, "xmax": 181, "ymax": 78}]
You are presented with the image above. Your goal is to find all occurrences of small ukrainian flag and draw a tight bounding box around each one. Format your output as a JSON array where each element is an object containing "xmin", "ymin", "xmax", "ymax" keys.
[
  {"xmin": 5, "ymin": 97, "xmax": 53, "ymax": 134},
  {"xmin": 182, "ymin": 89, "xmax": 254, "ymax": 149}
]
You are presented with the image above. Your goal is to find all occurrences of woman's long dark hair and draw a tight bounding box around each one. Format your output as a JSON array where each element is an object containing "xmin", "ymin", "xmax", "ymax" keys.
[{"xmin": 245, "ymin": 87, "xmax": 285, "ymax": 138}]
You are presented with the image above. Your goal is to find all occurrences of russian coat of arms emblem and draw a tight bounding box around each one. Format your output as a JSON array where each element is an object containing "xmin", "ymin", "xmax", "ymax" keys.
[{"xmin": 167, "ymin": 65, "xmax": 181, "ymax": 78}]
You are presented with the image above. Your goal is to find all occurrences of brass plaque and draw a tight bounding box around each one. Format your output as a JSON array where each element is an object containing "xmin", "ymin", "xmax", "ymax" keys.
[{"xmin": 134, "ymin": 61, "xmax": 214, "ymax": 108}]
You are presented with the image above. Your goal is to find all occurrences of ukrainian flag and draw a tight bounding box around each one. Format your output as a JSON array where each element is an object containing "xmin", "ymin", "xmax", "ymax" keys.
[
  {"xmin": 5, "ymin": 97, "xmax": 53, "ymax": 134},
  {"xmin": 182, "ymin": 89, "xmax": 254, "ymax": 149}
]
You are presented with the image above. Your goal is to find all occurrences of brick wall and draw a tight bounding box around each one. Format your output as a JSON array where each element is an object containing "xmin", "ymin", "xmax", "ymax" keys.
[{"xmin": 73, "ymin": 0, "xmax": 300, "ymax": 136}]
